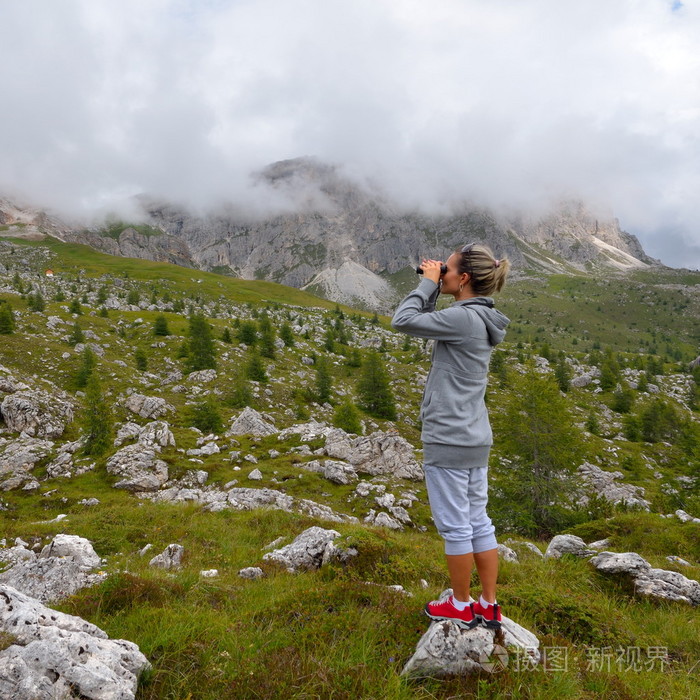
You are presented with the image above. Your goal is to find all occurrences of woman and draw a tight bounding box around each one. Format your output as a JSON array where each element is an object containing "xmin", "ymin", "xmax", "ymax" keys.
[{"xmin": 390, "ymin": 242, "xmax": 510, "ymax": 630}]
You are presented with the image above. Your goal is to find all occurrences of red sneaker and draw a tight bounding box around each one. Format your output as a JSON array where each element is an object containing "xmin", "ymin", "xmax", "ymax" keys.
[
  {"xmin": 473, "ymin": 599, "xmax": 502, "ymax": 629},
  {"xmin": 424, "ymin": 595, "xmax": 479, "ymax": 629}
]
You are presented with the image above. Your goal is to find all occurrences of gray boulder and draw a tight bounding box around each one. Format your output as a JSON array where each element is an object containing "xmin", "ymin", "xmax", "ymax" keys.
[
  {"xmin": 589, "ymin": 551, "xmax": 700, "ymax": 605},
  {"xmin": 0, "ymin": 390, "xmax": 73, "ymax": 439},
  {"xmin": 238, "ymin": 567, "xmax": 265, "ymax": 580},
  {"xmin": 0, "ymin": 436, "xmax": 54, "ymax": 491},
  {"xmin": 0, "ymin": 536, "xmax": 106, "ymax": 603},
  {"xmin": 226, "ymin": 407, "xmax": 277, "ymax": 437},
  {"xmin": 544, "ymin": 535, "xmax": 597, "ymax": 560},
  {"xmin": 402, "ymin": 588, "xmax": 540, "ymax": 677},
  {"xmin": 0, "ymin": 584, "xmax": 150, "ymax": 700},
  {"xmin": 106, "ymin": 445, "xmax": 169, "ymax": 492},
  {"xmin": 148, "ymin": 544, "xmax": 184, "ymax": 570},
  {"xmin": 324, "ymin": 429, "xmax": 422, "ymax": 480},
  {"xmin": 300, "ymin": 459, "xmax": 358, "ymax": 485},
  {"xmin": 262, "ymin": 526, "xmax": 357, "ymax": 572},
  {"xmin": 123, "ymin": 393, "xmax": 174, "ymax": 420}
]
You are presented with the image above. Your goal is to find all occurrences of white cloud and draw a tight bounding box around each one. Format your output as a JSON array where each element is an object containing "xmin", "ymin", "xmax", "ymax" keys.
[{"xmin": 0, "ymin": 0, "xmax": 698, "ymax": 267}]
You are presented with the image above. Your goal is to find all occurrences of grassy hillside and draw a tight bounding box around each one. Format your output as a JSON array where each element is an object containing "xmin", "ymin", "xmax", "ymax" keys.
[{"xmin": 0, "ymin": 238, "xmax": 698, "ymax": 699}]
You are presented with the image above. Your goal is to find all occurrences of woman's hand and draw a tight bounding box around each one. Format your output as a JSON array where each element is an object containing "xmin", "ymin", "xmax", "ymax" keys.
[{"xmin": 419, "ymin": 259, "xmax": 444, "ymax": 285}]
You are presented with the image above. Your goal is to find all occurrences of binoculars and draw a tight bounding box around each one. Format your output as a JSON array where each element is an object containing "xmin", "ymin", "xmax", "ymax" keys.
[{"xmin": 416, "ymin": 264, "xmax": 447, "ymax": 275}]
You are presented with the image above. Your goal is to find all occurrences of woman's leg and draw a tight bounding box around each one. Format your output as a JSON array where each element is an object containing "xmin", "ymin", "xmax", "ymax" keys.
[
  {"xmin": 446, "ymin": 553, "xmax": 474, "ymax": 602},
  {"xmin": 423, "ymin": 465, "xmax": 475, "ymax": 600},
  {"xmin": 468, "ymin": 466, "xmax": 499, "ymax": 602},
  {"xmin": 473, "ymin": 549, "xmax": 498, "ymax": 603}
]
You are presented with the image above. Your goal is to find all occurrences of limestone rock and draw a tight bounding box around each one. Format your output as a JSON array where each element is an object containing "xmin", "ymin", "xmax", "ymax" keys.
[
  {"xmin": 544, "ymin": 535, "xmax": 596, "ymax": 560},
  {"xmin": 0, "ymin": 584, "xmax": 150, "ymax": 700},
  {"xmin": 226, "ymin": 407, "xmax": 277, "ymax": 437},
  {"xmin": 238, "ymin": 567, "xmax": 265, "ymax": 580},
  {"xmin": 497, "ymin": 544, "xmax": 519, "ymax": 563},
  {"xmin": 577, "ymin": 462, "xmax": 651, "ymax": 510},
  {"xmin": 324, "ymin": 429, "xmax": 422, "ymax": 480},
  {"xmin": 503, "ymin": 539, "xmax": 544, "ymax": 558},
  {"xmin": 123, "ymin": 393, "xmax": 174, "ymax": 420},
  {"xmin": 148, "ymin": 544, "xmax": 184, "ymax": 570},
  {"xmin": 0, "ymin": 390, "xmax": 73, "ymax": 439},
  {"xmin": 106, "ymin": 445, "xmax": 169, "ymax": 492},
  {"xmin": 0, "ymin": 536, "xmax": 106, "ymax": 603},
  {"xmin": 300, "ymin": 459, "xmax": 358, "ymax": 485},
  {"xmin": 589, "ymin": 551, "xmax": 700, "ymax": 605},
  {"xmin": 262, "ymin": 526, "xmax": 357, "ymax": 572},
  {"xmin": 0, "ymin": 436, "xmax": 54, "ymax": 490},
  {"xmin": 402, "ymin": 588, "xmax": 541, "ymax": 677},
  {"xmin": 187, "ymin": 369, "xmax": 217, "ymax": 384}
]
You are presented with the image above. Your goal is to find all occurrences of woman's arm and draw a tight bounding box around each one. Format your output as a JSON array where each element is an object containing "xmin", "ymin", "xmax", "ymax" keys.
[{"xmin": 391, "ymin": 278, "xmax": 468, "ymax": 341}]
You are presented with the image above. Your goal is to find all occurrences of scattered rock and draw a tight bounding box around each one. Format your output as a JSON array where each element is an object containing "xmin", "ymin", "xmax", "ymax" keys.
[
  {"xmin": 148, "ymin": 544, "xmax": 184, "ymax": 570},
  {"xmin": 544, "ymin": 535, "xmax": 597, "ymax": 560},
  {"xmin": 226, "ymin": 407, "xmax": 277, "ymax": 437},
  {"xmin": 0, "ymin": 584, "xmax": 150, "ymax": 700},
  {"xmin": 589, "ymin": 551, "xmax": 700, "ymax": 605},
  {"xmin": 248, "ymin": 468, "xmax": 263, "ymax": 480},
  {"xmin": 262, "ymin": 526, "xmax": 357, "ymax": 572},
  {"xmin": 0, "ymin": 390, "xmax": 73, "ymax": 439},
  {"xmin": 200, "ymin": 569, "xmax": 219, "ymax": 578},
  {"xmin": 497, "ymin": 544, "xmax": 519, "ymax": 563},
  {"xmin": 577, "ymin": 462, "xmax": 651, "ymax": 510},
  {"xmin": 238, "ymin": 567, "xmax": 265, "ymax": 580},
  {"xmin": 106, "ymin": 445, "xmax": 169, "ymax": 492},
  {"xmin": 0, "ymin": 435, "xmax": 54, "ymax": 491},
  {"xmin": 123, "ymin": 393, "xmax": 174, "ymax": 420},
  {"xmin": 300, "ymin": 459, "xmax": 358, "ymax": 485},
  {"xmin": 401, "ymin": 588, "xmax": 541, "ymax": 677}
]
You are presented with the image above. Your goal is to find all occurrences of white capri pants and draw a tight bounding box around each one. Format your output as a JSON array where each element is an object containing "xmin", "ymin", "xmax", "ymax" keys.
[{"xmin": 423, "ymin": 464, "xmax": 498, "ymax": 556}]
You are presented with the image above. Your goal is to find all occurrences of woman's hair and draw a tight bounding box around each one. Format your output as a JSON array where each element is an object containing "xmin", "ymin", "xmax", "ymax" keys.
[{"xmin": 454, "ymin": 243, "xmax": 509, "ymax": 295}]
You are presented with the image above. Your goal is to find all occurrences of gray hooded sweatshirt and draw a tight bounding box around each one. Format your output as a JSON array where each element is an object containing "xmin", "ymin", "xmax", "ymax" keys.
[{"xmin": 390, "ymin": 277, "xmax": 510, "ymax": 469}]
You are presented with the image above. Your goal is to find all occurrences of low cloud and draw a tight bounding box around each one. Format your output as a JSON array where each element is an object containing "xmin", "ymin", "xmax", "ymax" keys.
[{"xmin": 0, "ymin": 0, "xmax": 698, "ymax": 267}]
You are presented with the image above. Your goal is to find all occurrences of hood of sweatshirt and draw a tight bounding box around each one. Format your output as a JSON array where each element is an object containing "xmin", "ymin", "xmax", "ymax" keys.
[{"xmin": 452, "ymin": 297, "xmax": 510, "ymax": 346}]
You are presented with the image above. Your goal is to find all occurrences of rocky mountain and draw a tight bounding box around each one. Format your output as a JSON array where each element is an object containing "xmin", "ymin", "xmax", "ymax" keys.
[{"xmin": 1, "ymin": 159, "xmax": 662, "ymax": 311}]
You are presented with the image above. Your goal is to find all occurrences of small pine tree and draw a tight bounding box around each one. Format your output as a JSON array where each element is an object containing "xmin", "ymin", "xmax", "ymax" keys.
[
  {"xmin": 28, "ymin": 292, "xmax": 46, "ymax": 312},
  {"xmin": 332, "ymin": 398, "xmax": 362, "ymax": 434},
  {"xmin": 126, "ymin": 289, "xmax": 140, "ymax": 305},
  {"xmin": 315, "ymin": 357, "xmax": 332, "ymax": 403},
  {"xmin": 345, "ymin": 347, "xmax": 362, "ymax": 368},
  {"xmin": 259, "ymin": 325, "xmax": 276, "ymax": 359},
  {"xmin": 323, "ymin": 329, "xmax": 335, "ymax": 354},
  {"xmin": 189, "ymin": 397, "xmax": 223, "ymax": 434},
  {"xmin": 611, "ymin": 386, "xmax": 635, "ymax": 413},
  {"xmin": 97, "ymin": 286, "xmax": 108, "ymax": 304},
  {"xmin": 623, "ymin": 413, "xmax": 642, "ymax": 441},
  {"xmin": 0, "ymin": 304, "xmax": 14, "ymax": 334},
  {"xmin": 279, "ymin": 322, "xmax": 295, "ymax": 347},
  {"xmin": 636, "ymin": 372, "xmax": 648, "ymax": 392},
  {"xmin": 68, "ymin": 323, "xmax": 84, "ymax": 346},
  {"xmin": 245, "ymin": 351, "xmax": 268, "ymax": 382},
  {"xmin": 586, "ymin": 412, "xmax": 600, "ymax": 436},
  {"xmin": 74, "ymin": 347, "xmax": 97, "ymax": 389},
  {"xmin": 187, "ymin": 313, "xmax": 216, "ymax": 371},
  {"xmin": 221, "ymin": 327, "xmax": 232, "ymax": 343},
  {"xmin": 69, "ymin": 298, "xmax": 82, "ymax": 315},
  {"xmin": 226, "ymin": 377, "xmax": 253, "ymax": 408},
  {"xmin": 99, "ymin": 307, "xmax": 109, "ymax": 318},
  {"xmin": 153, "ymin": 314, "xmax": 170, "ymax": 336},
  {"xmin": 54, "ymin": 289, "xmax": 66, "ymax": 302},
  {"xmin": 12, "ymin": 272, "xmax": 23, "ymax": 293},
  {"xmin": 81, "ymin": 374, "xmax": 113, "ymax": 457},
  {"xmin": 554, "ymin": 354, "xmax": 572, "ymax": 393},
  {"xmin": 135, "ymin": 348, "xmax": 148, "ymax": 371},
  {"xmin": 357, "ymin": 351, "xmax": 396, "ymax": 419},
  {"xmin": 238, "ymin": 320, "xmax": 257, "ymax": 345}
]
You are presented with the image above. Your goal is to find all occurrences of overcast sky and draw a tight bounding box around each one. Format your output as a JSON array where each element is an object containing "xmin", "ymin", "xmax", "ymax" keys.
[{"xmin": 1, "ymin": 0, "xmax": 698, "ymax": 268}]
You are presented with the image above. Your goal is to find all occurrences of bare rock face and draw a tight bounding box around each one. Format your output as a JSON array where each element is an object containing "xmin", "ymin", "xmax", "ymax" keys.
[
  {"xmin": 324, "ymin": 429, "xmax": 423, "ymax": 480},
  {"xmin": 0, "ymin": 584, "xmax": 151, "ymax": 700},
  {"xmin": 589, "ymin": 551, "xmax": 700, "ymax": 605},
  {"xmin": 106, "ymin": 444, "xmax": 169, "ymax": 492},
  {"xmin": 226, "ymin": 407, "xmax": 278, "ymax": 437},
  {"xmin": 262, "ymin": 526, "xmax": 357, "ymax": 573},
  {"xmin": 0, "ymin": 390, "xmax": 73, "ymax": 439},
  {"xmin": 577, "ymin": 462, "xmax": 651, "ymax": 510},
  {"xmin": 401, "ymin": 589, "xmax": 541, "ymax": 677},
  {"xmin": 123, "ymin": 393, "xmax": 174, "ymax": 420},
  {"xmin": 0, "ymin": 536, "xmax": 106, "ymax": 603}
]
